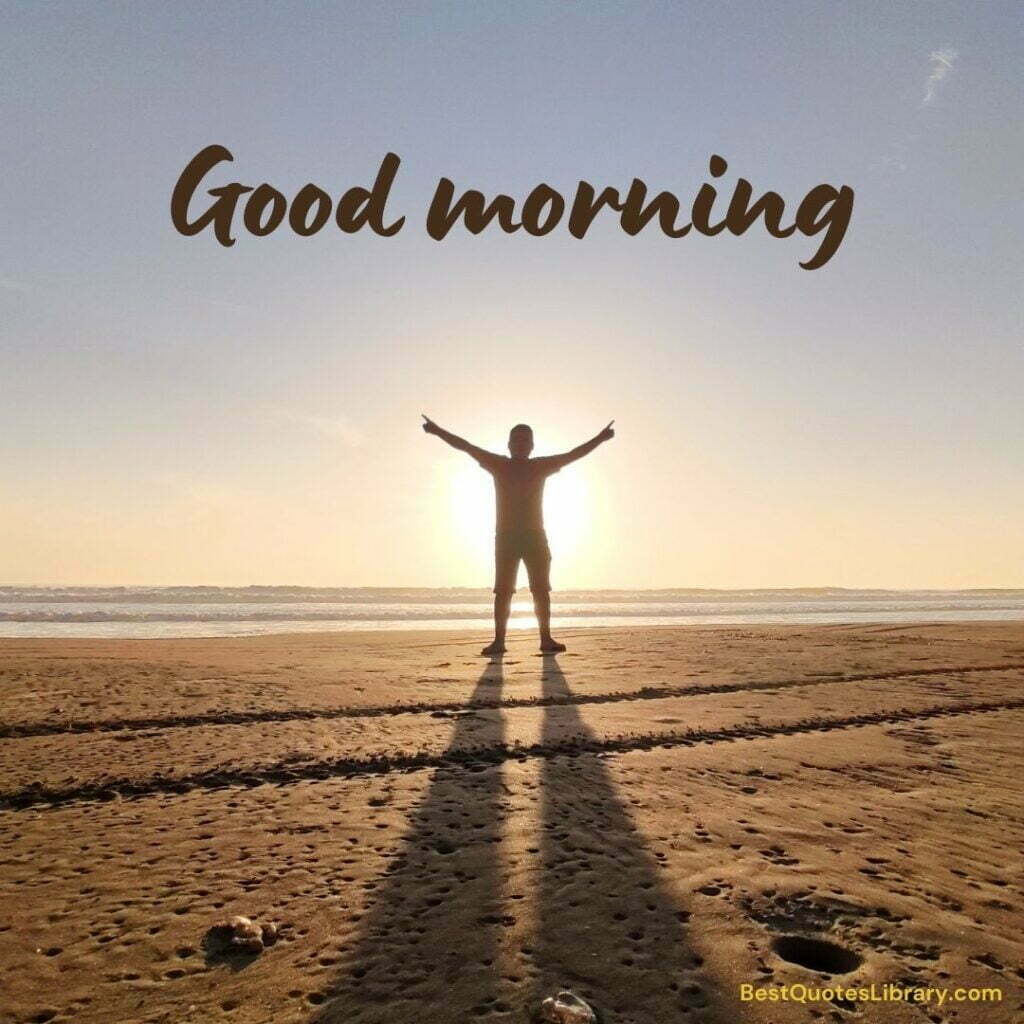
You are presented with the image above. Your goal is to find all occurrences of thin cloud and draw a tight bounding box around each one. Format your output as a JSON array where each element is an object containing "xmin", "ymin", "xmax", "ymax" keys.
[
  {"xmin": 206, "ymin": 298, "xmax": 251, "ymax": 313},
  {"xmin": 878, "ymin": 153, "xmax": 907, "ymax": 174},
  {"xmin": 923, "ymin": 49, "xmax": 957, "ymax": 106},
  {"xmin": 878, "ymin": 48, "xmax": 960, "ymax": 174},
  {"xmin": 273, "ymin": 409, "xmax": 364, "ymax": 447}
]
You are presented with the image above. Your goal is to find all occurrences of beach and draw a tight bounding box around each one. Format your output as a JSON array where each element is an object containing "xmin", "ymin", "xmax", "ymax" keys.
[{"xmin": 1, "ymin": 622, "xmax": 1023, "ymax": 1023}]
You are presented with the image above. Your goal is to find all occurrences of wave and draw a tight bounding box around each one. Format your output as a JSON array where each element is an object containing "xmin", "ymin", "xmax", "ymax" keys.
[
  {"xmin": 4, "ymin": 597, "xmax": 1024, "ymax": 623},
  {"xmin": 3, "ymin": 586, "xmax": 1024, "ymax": 606}
]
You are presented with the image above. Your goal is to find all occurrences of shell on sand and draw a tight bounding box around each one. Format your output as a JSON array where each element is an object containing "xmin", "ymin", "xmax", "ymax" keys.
[
  {"xmin": 227, "ymin": 915, "xmax": 263, "ymax": 953},
  {"xmin": 539, "ymin": 990, "xmax": 597, "ymax": 1024}
]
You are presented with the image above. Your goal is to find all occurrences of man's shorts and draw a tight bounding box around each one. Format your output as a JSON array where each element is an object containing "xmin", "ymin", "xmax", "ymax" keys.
[{"xmin": 494, "ymin": 529, "xmax": 552, "ymax": 595}]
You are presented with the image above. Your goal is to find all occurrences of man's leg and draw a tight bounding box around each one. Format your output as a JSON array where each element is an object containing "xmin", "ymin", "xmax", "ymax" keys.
[
  {"xmin": 533, "ymin": 588, "xmax": 552, "ymax": 642},
  {"xmin": 483, "ymin": 591, "xmax": 513, "ymax": 656},
  {"xmin": 484, "ymin": 538, "xmax": 516, "ymax": 656},
  {"xmin": 532, "ymin": 590, "xmax": 565, "ymax": 653},
  {"xmin": 527, "ymin": 535, "xmax": 565, "ymax": 653}
]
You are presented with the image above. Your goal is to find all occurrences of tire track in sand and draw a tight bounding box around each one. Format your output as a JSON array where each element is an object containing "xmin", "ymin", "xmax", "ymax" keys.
[
  {"xmin": 2, "ymin": 661, "xmax": 1021, "ymax": 740},
  {"xmin": 3, "ymin": 695, "xmax": 1023, "ymax": 811}
]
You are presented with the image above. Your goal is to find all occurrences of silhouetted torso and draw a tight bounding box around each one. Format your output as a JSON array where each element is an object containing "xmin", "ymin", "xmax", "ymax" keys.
[{"xmin": 479, "ymin": 455, "xmax": 560, "ymax": 533}]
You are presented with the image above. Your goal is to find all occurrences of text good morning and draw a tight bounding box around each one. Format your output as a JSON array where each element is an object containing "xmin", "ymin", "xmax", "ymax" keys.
[{"xmin": 171, "ymin": 147, "xmax": 853, "ymax": 269}]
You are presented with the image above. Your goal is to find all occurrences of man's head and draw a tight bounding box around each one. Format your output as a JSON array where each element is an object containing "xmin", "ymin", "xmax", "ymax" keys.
[{"xmin": 508, "ymin": 423, "xmax": 534, "ymax": 459}]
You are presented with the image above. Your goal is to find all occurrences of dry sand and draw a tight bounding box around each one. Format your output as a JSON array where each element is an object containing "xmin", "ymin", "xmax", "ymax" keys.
[{"xmin": 1, "ymin": 623, "xmax": 1023, "ymax": 1023}]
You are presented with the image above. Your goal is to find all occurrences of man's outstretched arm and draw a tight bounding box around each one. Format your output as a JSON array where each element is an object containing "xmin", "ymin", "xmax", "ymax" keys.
[
  {"xmin": 546, "ymin": 420, "xmax": 615, "ymax": 470},
  {"xmin": 421, "ymin": 414, "xmax": 499, "ymax": 465}
]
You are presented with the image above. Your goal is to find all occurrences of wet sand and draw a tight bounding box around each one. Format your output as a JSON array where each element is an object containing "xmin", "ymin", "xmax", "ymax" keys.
[{"xmin": 1, "ymin": 623, "xmax": 1023, "ymax": 1023}]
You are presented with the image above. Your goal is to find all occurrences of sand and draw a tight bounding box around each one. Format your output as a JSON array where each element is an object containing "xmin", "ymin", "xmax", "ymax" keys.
[{"xmin": 1, "ymin": 623, "xmax": 1022, "ymax": 1023}]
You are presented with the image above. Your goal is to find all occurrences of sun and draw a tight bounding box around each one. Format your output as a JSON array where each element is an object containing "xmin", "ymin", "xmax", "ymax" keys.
[
  {"xmin": 446, "ymin": 461, "xmax": 495, "ymax": 571},
  {"xmin": 445, "ymin": 458, "xmax": 591, "ymax": 588},
  {"xmin": 539, "ymin": 469, "xmax": 589, "ymax": 567}
]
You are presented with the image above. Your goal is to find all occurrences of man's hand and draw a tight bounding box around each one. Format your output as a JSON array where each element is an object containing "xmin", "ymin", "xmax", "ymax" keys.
[
  {"xmin": 421, "ymin": 416, "xmax": 497, "ymax": 466},
  {"xmin": 545, "ymin": 420, "xmax": 616, "ymax": 471}
]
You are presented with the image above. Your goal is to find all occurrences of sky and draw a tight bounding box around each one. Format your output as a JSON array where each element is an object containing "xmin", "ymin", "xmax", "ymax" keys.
[{"xmin": 2, "ymin": 1, "xmax": 1022, "ymax": 589}]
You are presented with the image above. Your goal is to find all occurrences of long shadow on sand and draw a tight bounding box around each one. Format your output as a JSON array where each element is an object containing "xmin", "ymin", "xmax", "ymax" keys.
[
  {"xmin": 528, "ymin": 659, "xmax": 727, "ymax": 1022},
  {"xmin": 312, "ymin": 664, "xmax": 512, "ymax": 1023},
  {"xmin": 314, "ymin": 658, "xmax": 730, "ymax": 1023}
]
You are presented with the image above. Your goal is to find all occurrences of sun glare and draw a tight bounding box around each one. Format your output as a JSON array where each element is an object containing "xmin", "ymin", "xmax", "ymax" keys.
[
  {"xmin": 541, "ymin": 470, "xmax": 590, "ymax": 565},
  {"xmin": 445, "ymin": 458, "xmax": 591, "ymax": 593}
]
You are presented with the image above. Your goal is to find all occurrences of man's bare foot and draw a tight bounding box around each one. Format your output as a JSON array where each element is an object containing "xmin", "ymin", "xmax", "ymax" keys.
[
  {"xmin": 539, "ymin": 639, "xmax": 566, "ymax": 653},
  {"xmin": 481, "ymin": 641, "xmax": 506, "ymax": 657}
]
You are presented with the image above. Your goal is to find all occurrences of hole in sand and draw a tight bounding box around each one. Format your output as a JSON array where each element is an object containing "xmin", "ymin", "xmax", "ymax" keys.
[{"xmin": 772, "ymin": 935, "xmax": 861, "ymax": 975}]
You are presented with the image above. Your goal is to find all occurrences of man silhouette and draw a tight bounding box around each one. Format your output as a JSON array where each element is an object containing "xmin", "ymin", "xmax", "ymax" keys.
[{"xmin": 422, "ymin": 416, "xmax": 615, "ymax": 655}]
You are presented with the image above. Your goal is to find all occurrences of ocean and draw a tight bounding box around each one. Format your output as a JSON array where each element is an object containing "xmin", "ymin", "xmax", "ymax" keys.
[{"xmin": 2, "ymin": 586, "xmax": 1023, "ymax": 638}]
